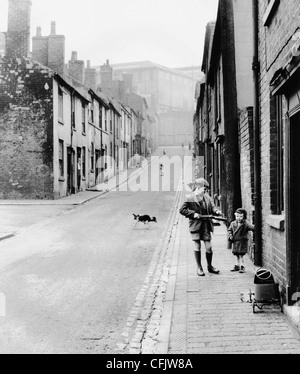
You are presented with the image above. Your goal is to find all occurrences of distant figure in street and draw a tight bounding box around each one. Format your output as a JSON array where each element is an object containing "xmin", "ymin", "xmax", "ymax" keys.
[
  {"xmin": 189, "ymin": 142, "xmax": 191, "ymax": 150},
  {"xmin": 134, "ymin": 153, "xmax": 140, "ymax": 168},
  {"xmin": 159, "ymin": 163, "xmax": 164, "ymax": 176},
  {"xmin": 77, "ymin": 158, "xmax": 81, "ymax": 191},
  {"xmin": 179, "ymin": 178, "xmax": 223, "ymax": 276},
  {"xmin": 181, "ymin": 142, "xmax": 184, "ymax": 149},
  {"xmin": 160, "ymin": 150, "xmax": 168, "ymax": 176},
  {"xmin": 227, "ymin": 208, "xmax": 255, "ymax": 273}
]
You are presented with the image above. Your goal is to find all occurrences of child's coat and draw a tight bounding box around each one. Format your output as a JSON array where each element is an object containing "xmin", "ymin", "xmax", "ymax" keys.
[{"xmin": 227, "ymin": 220, "xmax": 255, "ymax": 256}]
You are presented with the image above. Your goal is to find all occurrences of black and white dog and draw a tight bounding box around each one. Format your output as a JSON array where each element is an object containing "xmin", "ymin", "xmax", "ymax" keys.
[{"xmin": 133, "ymin": 214, "xmax": 157, "ymax": 225}]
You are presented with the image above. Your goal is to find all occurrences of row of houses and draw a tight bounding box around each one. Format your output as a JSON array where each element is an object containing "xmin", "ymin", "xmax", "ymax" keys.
[
  {"xmin": 0, "ymin": 55, "xmax": 147, "ymax": 199},
  {"xmin": 194, "ymin": 0, "xmax": 300, "ymax": 305},
  {"xmin": 0, "ymin": 0, "xmax": 156, "ymax": 199}
]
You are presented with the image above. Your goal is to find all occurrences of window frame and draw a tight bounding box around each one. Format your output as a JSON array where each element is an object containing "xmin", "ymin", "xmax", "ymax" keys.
[
  {"xmin": 82, "ymin": 146, "xmax": 86, "ymax": 178},
  {"xmin": 270, "ymin": 94, "xmax": 284, "ymax": 215},
  {"xmin": 91, "ymin": 142, "xmax": 95, "ymax": 172},
  {"xmin": 58, "ymin": 87, "xmax": 64, "ymax": 123},
  {"xmin": 81, "ymin": 102, "xmax": 86, "ymax": 134},
  {"xmin": 59, "ymin": 139, "xmax": 64, "ymax": 178}
]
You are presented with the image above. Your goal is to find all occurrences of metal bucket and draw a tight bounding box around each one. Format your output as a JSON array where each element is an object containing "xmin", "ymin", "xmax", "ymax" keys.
[
  {"xmin": 254, "ymin": 267, "xmax": 275, "ymax": 285},
  {"xmin": 251, "ymin": 268, "xmax": 283, "ymax": 313},
  {"xmin": 254, "ymin": 283, "xmax": 280, "ymax": 301}
]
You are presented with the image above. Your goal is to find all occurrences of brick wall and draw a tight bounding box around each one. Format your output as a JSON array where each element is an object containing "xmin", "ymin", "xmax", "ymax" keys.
[
  {"xmin": 258, "ymin": 0, "xmax": 300, "ymax": 285},
  {"xmin": 0, "ymin": 56, "xmax": 54, "ymax": 199},
  {"xmin": 239, "ymin": 107, "xmax": 254, "ymax": 217},
  {"xmin": 239, "ymin": 107, "xmax": 255, "ymax": 259}
]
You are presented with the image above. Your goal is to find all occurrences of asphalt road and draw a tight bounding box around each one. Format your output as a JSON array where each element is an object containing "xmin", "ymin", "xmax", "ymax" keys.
[{"xmin": 0, "ymin": 146, "xmax": 187, "ymax": 353}]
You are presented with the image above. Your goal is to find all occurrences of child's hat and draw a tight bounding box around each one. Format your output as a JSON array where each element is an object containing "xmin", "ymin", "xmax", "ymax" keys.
[
  {"xmin": 235, "ymin": 208, "xmax": 247, "ymax": 219},
  {"xmin": 195, "ymin": 178, "xmax": 209, "ymax": 188}
]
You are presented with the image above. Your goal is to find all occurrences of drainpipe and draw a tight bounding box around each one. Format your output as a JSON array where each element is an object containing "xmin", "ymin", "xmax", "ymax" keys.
[{"xmin": 252, "ymin": 0, "xmax": 262, "ymax": 267}]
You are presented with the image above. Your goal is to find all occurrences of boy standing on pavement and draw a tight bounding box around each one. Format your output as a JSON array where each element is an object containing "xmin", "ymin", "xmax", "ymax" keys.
[
  {"xmin": 228, "ymin": 208, "xmax": 255, "ymax": 273},
  {"xmin": 179, "ymin": 178, "xmax": 223, "ymax": 276}
]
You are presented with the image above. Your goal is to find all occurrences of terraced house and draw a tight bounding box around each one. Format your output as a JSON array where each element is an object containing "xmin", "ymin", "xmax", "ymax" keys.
[
  {"xmin": 195, "ymin": 0, "xmax": 300, "ymax": 306},
  {"xmin": 0, "ymin": 0, "xmax": 146, "ymax": 200}
]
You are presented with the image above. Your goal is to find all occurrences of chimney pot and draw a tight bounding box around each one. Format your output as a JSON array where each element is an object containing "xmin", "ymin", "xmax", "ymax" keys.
[
  {"xmin": 71, "ymin": 51, "xmax": 77, "ymax": 61},
  {"xmin": 36, "ymin": 26, "xmax": 42, "ymax": 37},
  {"xmin": 50, "ymin": 21, "xmax": 56, "ymax": 35},
  {"xmin": 87, "ymin": 60, "xmax": 90, "ymax": 68}
]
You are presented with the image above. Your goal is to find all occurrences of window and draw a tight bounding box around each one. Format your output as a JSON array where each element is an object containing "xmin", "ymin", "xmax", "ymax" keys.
[
  {"xmin": 58, "ymin": 87, "xmax": 63, "ymax": 123},
  {"xmin": 110, "ymin": 141, "xmax": 113, "ymax": 166},
  {"xmin": 82, "ymin": 102, "xmax": 86, "ymax": 133},
  {"xmin": 90, "ymin": 104, "xmax": 94, "ymax": 124},
  {"xmin": 91, "ymin": 142, "xmax": 94, "ymax": 172},
  {"xmin": 82, "ymin": 146, "xmax": 86, "ymax": 178},
  {"xmin": 116, "ymin": 115, "xmax": 119, "ymax": 138},
  {"xmin": 105, "ymin": 145, "xmax": 108, "ymax": 170},
  {"xmin": 71, "ymin": 95, "xmax": 76, "ymax": 129},
  {"xmin": 59, "ymin": 139, "xmax": 64, "ymax": 177},
  {"xmin": 105, "ymin": 109, "xmax": 107, "ymax": 131},
  {"xmin": 99, "ymin": 106, "xmax": 103, "ymax": 129},
  {"xmin": 270, "ymin": 94, "xmax": 284, "ymax": 214}
]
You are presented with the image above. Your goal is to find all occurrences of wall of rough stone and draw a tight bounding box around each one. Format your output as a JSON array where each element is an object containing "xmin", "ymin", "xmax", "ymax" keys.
[{"xmin": 0, "ymin": 56, "xmax": 54, "ymax": 199}]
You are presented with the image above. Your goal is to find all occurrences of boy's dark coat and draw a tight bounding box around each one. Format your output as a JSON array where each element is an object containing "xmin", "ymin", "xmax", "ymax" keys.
[{"xmin": 179, "ymin": 193, "xmax": 220, "ymax": 234}]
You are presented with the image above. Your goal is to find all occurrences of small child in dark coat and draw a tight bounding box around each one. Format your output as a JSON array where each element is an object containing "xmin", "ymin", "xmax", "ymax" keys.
[{"xmin": 227, "ymin": 208, "xmax": 255, "ymax": 273}]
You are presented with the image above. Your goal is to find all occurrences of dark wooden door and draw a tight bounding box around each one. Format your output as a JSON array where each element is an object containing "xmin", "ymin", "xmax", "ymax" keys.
[{"xmin": 290, "ymin": 112, "xmax": 300, "ymax": 294}]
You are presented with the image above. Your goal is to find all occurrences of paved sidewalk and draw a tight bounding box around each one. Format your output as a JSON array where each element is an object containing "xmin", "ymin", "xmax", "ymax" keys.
[{"xmin": 162, "ymin": 210, "xmax": 300, "ymax": 354}]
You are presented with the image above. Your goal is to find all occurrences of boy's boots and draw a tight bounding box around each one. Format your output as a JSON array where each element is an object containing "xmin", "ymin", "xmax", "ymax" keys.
[
  {"xmin": 206, "ymin": 252, "xmax": 220, "ymax": 274},
  {"xmin": 194, "ymin": 251, "xmax": 205, "ymax": 276}
]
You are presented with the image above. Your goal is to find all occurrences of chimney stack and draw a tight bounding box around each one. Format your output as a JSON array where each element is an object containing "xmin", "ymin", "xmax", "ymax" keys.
[
  {"xmin": 32, "ymin": 25, "xmax": 48, "ymax": 66},
  {"xmin": 100, "ymin": 59, "xmax": 113, "ymax": 96},
  {"xmin": 68, "ymin": 51, "xmax": 85, "ymax": 84},
  {"xmin": 47, "ymin": 22, "xmax": 65, "ymax": 76},
  {"xmin": 32, "ymin": 20, "xmax": 65, "ymax": 76},
  {"xmin": 7, "ymin": 0, "xmax": 32, "ymax": 58},
  {"xmin": 71, "ymin": 51, "xmax": 78, "ymax": 61},
  {"xmin": 84, "ymin": 60, "xmax": 97, "ymax": 90}
]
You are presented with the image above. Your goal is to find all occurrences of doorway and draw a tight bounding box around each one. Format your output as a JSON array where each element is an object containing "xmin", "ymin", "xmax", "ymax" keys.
[
  {"xmin": 77, "ymin": 147, "xmax": 81, "ymax": 192},
  {"xmin": 289, "ymin": 111, "xmax": 300, "ymax": 297},
  {"xmin": 67, "ymin": 147, "xmax": 75, "ymax": 195},
  {"xmin": 95, "ymin": 149, "xmax": 101, "ymax": 184}
]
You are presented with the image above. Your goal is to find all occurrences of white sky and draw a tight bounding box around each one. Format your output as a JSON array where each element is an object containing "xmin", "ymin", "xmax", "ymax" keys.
[{"xmin": 0, "ymin": 0, "xmax": 219, "ymax": 68}]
